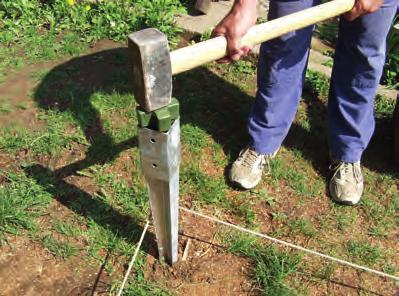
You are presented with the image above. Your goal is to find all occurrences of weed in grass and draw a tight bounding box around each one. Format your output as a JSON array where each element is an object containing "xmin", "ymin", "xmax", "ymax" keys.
[
  {"xmin": 346, "ymin": 240, "xmax": 382, "ymax": 266},
  {"xmin": 24, "ymin": 32, "xmax": 62, "ymax": 62},
  {"xmin": 41, "ymin": 235, "xmax": 77, "ymax": 259},
  {"xmin": 225, "ymin": 232, "xmax": 302, "ymax": 295},
  {"xmin": 374, "ymin": 94, "xmax": 396, "ymax": 118},
  {"xmin": 304, "ymin": 70, "xmax": 330, "ymax": 98},
  {"xmin": 231, "ymin": 60, "xmax": 257, "ymax": 75},
  {"xmin": 0, "ymin": 171, "xmax": 52, "ymax": 242}
]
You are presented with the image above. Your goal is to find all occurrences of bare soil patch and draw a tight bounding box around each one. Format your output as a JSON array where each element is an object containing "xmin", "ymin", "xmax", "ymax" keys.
[
  {"xmin": 145, "ymin": 211, "xmax": 255, "ymax": 295},
  {"xmin": 0, "ymin": 237, "xmax": 108, "ymax": 296}
]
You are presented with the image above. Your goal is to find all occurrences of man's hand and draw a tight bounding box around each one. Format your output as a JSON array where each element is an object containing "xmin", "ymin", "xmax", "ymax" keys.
[
  {"xmin": 211, "ymin": 0, "xmax": 257, "ymax": 62},
  {"xmin": 345, "ymin": 0, "xmax": 383, "ymax": 21}
]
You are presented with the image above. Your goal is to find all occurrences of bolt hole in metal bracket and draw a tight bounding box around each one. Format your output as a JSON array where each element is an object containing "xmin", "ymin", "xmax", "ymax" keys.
[{"xmin": 137, "ymin": 99, "xmax": 181, "ymax": 265}]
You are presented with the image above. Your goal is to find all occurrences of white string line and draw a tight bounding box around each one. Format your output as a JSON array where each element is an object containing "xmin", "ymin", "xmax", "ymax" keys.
[
  {"xmin": 117, "ymin": 220, "xmax": 150, "ymax": 296},
  {"xmin": 180, "ymin": 207, "xmax": 399, "ymax": 282}
]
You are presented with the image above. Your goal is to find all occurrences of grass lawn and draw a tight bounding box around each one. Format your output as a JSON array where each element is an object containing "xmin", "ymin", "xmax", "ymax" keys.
[{"xmin": 0, "ymin": 1, "xmax": 398, "ymax": 295}]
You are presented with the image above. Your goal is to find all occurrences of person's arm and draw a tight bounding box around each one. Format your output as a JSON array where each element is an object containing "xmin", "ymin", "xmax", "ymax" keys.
[
  {"xmin": 345, "ymin": 0, "xmax": 383, "ymax": 21},
  {"xmin": 211, "ymin": 0, "xmax": 258, "ymax": 62}
]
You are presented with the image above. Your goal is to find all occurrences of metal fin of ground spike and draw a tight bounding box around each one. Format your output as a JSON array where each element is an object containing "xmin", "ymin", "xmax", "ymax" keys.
[{"xmin": 138, "ymin": 119, "xmax": 180, "ymax": 265}]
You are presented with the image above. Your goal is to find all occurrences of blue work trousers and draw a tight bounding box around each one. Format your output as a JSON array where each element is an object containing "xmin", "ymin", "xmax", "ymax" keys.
[{"xmin": 248, "ymin": 0, "xmax": 398, "ymax": 162}]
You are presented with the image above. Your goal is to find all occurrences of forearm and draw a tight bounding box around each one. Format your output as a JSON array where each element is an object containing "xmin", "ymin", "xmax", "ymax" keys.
[
  {"xmin": 232, "ymin": 0, "xmax": 258, "ymax": 14},
  {"xmin": 230, "ymin": 0, "xmax": 258, "ymax": 23}
]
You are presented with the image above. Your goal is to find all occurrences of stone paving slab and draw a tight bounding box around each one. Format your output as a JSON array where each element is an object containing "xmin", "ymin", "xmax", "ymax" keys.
[
  {"xmin": 177, "ymin": 1, "xmax": 232, "ymax": 35},
  {"xmin": 177, "ymin": 0, "xmax": 270, "ymax": 35}
]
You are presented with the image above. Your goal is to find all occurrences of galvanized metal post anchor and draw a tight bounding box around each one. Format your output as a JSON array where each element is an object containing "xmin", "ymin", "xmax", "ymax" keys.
[
  {"xmin": 129, "ymin": 29, "xmax": 180, "ymax": 265},
  {"xmin": 136, "ymin": 100, "xmax": 180, "ymax": 265}
]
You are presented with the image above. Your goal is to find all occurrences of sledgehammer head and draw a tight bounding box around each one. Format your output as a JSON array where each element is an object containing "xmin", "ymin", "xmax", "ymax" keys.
[{"xmin": 128, "ymin": 28, "xmax": 172, "ymax": 112}]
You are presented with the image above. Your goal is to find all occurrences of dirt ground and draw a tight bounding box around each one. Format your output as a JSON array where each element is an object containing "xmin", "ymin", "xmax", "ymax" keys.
[{"xmin": 0, "ymin": 39, "xmax": 397, "ymax": 295}]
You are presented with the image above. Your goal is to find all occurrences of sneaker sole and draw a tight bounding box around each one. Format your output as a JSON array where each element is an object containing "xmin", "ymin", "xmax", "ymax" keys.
[
  {"xmin": 230, "ymin": 174, "xmax": 262, "ymax": 190},
  {"xmin": 328, "ymin": 182, "xmax": 361, "ymax": 206}
]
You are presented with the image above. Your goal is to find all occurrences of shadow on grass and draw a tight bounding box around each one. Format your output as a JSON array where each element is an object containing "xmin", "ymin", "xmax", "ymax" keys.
[
  {"xmin": 24, "ymin": 163, "xmax": 158, "ymax": 258},
  {"xmin": 28, "ymin": 46, "xmax": 397, "ymax": 255}
]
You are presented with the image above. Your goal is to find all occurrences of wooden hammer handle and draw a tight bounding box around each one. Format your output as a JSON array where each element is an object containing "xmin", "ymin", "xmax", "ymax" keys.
[{"xmin": 170, "ymin": 0, "xmax": 355, "ymax": 75}]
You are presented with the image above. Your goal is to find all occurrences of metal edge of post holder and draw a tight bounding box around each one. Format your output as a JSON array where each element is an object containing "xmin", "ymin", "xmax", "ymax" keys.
[{"xmin": 138, "ymin": 117, "xmax": 180, "ymax": 265}]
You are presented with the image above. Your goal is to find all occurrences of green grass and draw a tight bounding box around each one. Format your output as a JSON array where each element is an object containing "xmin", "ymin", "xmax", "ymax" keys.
[
  {"xmin": 224, "ymin": 232, "xmax": 302, "ymax": 295},
  {"xmin": 269, "ymin": 158, "xmax": 323, "ymax": 197},
  {"xmin": 41, "ymin": 234, "xmax": 78, "ymax": 259},
  {"xmin": 0, "ymin": 109, "xmax": 87, "ymax": 156},
  {"xmin": 110, "ymin": 254, "xmax": 172, "ymax": 296},
  {"xmin": 0, "ymin": 102, "xmax": 13, "ymax": 114},
  {"xmin": 180, "ymin": 165, "xmax": 227, "ymax": 205},
  {"xmin": 316, "ymin": 21, "xmax": 339, "ymax": 45},
  {"xmin": 346, "ymin": 240, "xmax": 382, "ymax": 266},
  {"xmin": 288, "ymin": 218, "xmax": 316, "ymax": 238},
  {"xmin": 304, "ymin": 70, "xmax": 330, "ymax": 98},
  {"xmin": 53, "ymin": 220, "xmax": 83, "ymax": 239},
  {"xmin": 0, "ymin": 0, "xmax": 186, "ymax": 81},
  {"xmin": 181, "ymin": 124, "xmax": 211, "ymax": 155},
  {"xmin": 0, "ymin": 170, "xmax": 52, "ymax": 242},
  {"xmin": 0, "ymin": 25, "xmax": 398, "ymax": 293},
  {"xmin": 374, "ymin": 94, "xmax": 396, "ymax": 118}
]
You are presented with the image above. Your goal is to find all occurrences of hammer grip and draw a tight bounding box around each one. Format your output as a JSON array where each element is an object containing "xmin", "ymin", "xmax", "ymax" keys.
[{"xmin": 170, "ymin": 0, "xmax": 355, "ymax": 75}]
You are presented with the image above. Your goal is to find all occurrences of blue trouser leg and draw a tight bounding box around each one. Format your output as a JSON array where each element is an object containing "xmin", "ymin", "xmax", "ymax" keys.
[
  {"xmin": 248, "ymin": 0, "xmax": 320, "ymax": 154},
  {"xmin": 328, "ymin": 0, "xmax": 398, "ymax": 163}
]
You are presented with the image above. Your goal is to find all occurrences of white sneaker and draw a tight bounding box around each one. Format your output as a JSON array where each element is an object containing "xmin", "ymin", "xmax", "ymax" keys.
[
  {"xmin": 329, "ymin": 161, "xmax": 364, "ymax": 205},
  {"xmin": 229, "ymin": 147, "xmax": 277, "ymax": 189}
]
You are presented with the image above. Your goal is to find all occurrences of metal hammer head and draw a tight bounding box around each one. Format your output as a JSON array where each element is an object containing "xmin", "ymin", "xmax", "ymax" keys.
[{"xmin": 128, "ymin": 28, "xmax": 172, "ymax": 112}]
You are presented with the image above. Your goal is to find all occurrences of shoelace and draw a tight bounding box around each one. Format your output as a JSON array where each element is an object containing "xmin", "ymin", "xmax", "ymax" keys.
[
  {"xmin": 329, "ymin": 161, "xmax": 362, "ymax": 182},
  {"xmin": 241, "ymin": 149, "xmax": 261, "ymax": 168},
  {"xmin": 241, "ymin": 149, "xmax": 273, "ymax": 174}
]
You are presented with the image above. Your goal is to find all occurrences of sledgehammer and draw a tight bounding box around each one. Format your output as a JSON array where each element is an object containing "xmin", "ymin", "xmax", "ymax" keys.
[
  {"xmin": 129, "ymin": 0, "xmax": 354, "ymax": 111},
  {"xmin": 128, "ymin": 0, "xmax": 355, "ymax": 265}
]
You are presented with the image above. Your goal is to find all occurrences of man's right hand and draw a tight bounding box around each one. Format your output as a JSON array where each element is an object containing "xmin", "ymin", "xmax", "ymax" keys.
[{"xmin": 211, "ymin": 0, "xmax": 258, "ymax": 63}]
